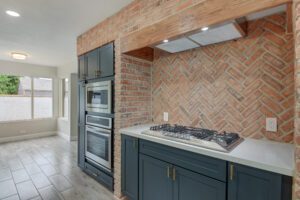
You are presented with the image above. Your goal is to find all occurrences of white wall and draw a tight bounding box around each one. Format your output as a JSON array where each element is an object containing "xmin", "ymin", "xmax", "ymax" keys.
[
  {"xmin": 57, "ymin": 61, "xmax": 78, "ymax": 141},
  {"xmin": 0, "ymin": 60, "xmax": 59, "ymax": 141}
]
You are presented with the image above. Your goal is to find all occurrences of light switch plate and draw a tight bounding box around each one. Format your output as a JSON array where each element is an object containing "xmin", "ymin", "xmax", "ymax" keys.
[
  {"xmin": 163, "ymin": 112, "xmax": 169, "ymax": 122},
  {"xmin": 266, "ymin": 118, "xmax": 277, "ymax": 132}
]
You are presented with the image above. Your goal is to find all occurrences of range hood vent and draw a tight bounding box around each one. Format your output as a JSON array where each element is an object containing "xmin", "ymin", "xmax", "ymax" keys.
[
  {"xmin": 188, "ymin": 23, "xmax": 244, "ymax": 46},
  {"xmin": 155, "ymin": 22, "xmax": 244, "ymax": 53},
  {"xmin": 155, "ymin": 38, "xmax": 200, "ymax": 53}
]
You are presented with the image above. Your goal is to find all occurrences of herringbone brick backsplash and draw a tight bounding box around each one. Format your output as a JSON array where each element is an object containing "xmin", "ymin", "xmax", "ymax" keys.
[{"xmin": 152, "ymin": 13, "xmax": 294, "ymax": 143}]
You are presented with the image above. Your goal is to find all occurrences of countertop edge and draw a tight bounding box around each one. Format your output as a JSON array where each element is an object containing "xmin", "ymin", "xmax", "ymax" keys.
[{"xmin": 120, "ymin": 127, "xmax": 294, "ymax": 177}]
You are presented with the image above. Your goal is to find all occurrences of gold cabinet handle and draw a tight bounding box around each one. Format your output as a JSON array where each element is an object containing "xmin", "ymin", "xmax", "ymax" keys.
[
  {"xmin": 173, "ymin": 167, "xmax": 176, "ymax": 181},
  {"xmin": 167, "ymin": 166, "xmax": 170, "ymax": 178},
  {"xmin": 230, "ymin": 164, "xmax": 234, "ymax": 181}
]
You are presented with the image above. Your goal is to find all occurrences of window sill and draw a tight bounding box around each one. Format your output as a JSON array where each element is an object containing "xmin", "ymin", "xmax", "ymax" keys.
[
  {"xmin": 0, "ymin": 118, "xmax": 56, "ymax": 124},
  {"xmin": 58, "ymin": 117, "xmax": 69, "ymax": 122}
]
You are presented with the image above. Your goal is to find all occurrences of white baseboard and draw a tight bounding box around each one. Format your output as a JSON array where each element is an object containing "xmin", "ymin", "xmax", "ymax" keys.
[
  {"xmin": 0, "ymin": 131, "xmax": 57, "ymax": 144},
  {"xmin": 57, "ymin": 131, "xmax": 70, "ymax": 141},
  {"xmin": 70, "ymin": 135, "xmax": 78, "ymax": 141},
  {"xmin": 58, "ymin": 132, "xmax": 78, "ymax": 141}
]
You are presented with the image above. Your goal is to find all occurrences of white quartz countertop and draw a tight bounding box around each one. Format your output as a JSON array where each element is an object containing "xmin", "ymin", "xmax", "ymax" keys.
[{"xmin": 120, "ymin": 124, "xmax": 295, "ymax": 177}]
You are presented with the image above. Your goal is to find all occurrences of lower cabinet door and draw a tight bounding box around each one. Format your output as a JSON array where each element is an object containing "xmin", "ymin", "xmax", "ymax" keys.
[
  {"xmin": 228, "ymin": 163, "xmax": 282, "ymax": 200},
  {"xmin": 173, "ymin": 166, "xmax": 226, "ymax": 200},
  {"xmin": 139, "ymin": 154, "xmax": 173, "ymax": 200},
  {"xmin": 121, "ymin": 135, "xmax": 139, "ymax": 200}
]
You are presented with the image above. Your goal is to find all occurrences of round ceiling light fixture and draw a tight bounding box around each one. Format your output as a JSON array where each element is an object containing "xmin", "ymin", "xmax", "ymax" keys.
[
  {"xmin": 11, "ymin": 52, "xmax": 27, "ymax": 60},
  {"xmin": 6, "ymin": 10, "xmax": 20, "ymax": 17},
  {"xmin": 163, "ymin": 39, "xmax": 169, "ymax": 43}
]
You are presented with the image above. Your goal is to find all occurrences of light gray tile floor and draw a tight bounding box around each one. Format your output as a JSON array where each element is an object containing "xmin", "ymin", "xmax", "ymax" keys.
[
  {"xmin": 0, "ymin": 136, "xmax": 117, "ymax": 200},
  {"xmin": 12, "ymin": 169, "xmax": 30, "ymax": 184},
  {"xmin": 16, "ymin": 181, "xmax": 39, "ymax": 200},
  {"xmin": 0, "ymin": 180, "xmax": 17, "ymax": 199}
]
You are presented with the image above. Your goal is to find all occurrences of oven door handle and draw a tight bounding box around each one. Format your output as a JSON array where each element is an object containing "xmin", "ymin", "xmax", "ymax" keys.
[{"xmin": 86, "ymin": 126, "xmax": 111, "ymax": 135}]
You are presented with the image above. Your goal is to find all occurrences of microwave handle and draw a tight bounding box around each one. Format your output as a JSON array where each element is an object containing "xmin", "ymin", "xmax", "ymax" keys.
[{"xmin": 86, "ymin": 125, "xmax": 111, "ymax": 135}]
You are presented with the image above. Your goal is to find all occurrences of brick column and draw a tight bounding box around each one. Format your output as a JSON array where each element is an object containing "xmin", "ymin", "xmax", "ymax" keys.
[{"xmin": 295, "ymin": 1, "xmax": 300, "ymax": 199}]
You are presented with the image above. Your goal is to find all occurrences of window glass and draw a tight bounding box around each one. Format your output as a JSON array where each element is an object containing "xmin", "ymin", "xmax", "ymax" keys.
[
  {"xmin": 63, "ymin": 78, "xmax": 69, "ymax": 119},
  {"xmin": 33, "ymin": 78, "xmax": 53, "ymax": 119},
  {"xmin": 0, "ymin": 76, "xmax": 32, "ymax": 121}
]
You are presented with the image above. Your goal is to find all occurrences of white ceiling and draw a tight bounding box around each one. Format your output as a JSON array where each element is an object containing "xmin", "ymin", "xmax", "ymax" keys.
[{"xmin": 0, "ymin": 0, "xmax": 133, "ymax": 67}]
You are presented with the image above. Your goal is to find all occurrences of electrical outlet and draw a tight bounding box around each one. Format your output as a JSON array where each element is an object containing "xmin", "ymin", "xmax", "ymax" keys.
[
  {"xmin": 266, "ymin": 118, "xmax": 277, "ymax": 132},
  {"xmin": 163, "ymin": 112, "xmax": 169, "ymax": 122}
]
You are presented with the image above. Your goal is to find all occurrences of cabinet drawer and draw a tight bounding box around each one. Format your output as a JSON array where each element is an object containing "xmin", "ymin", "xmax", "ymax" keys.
[
  {"xmin": 139, "ymin": 140, "xmax": 227, "ymax": 182},
  {"xmin": 84, "ymin": 162, "xmax": 113, "ymax": 190}
]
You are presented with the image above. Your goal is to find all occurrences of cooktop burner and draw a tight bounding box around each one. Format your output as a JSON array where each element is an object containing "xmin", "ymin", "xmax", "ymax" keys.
[{"xmin": 143, "ymin": 124, "xmax": 244, "ymax": 152}]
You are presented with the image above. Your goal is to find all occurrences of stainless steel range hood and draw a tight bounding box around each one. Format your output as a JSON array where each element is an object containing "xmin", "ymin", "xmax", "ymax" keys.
[
  {"xmin": 155, "ymin": 22, "xmax": 244, "ymax": 53},
  {"xmin": 188, "ymin": 23, "xmax": 244, "ymax": 46},
  {"xmin": 154, "ymin": 4, "xmax": 286, "ymax": 54}
]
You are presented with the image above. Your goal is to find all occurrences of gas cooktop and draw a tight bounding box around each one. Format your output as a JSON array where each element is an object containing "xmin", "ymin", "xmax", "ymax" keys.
[{"xmin": 142, "ymin": 124, "xmax": 244, "ymax": 152}]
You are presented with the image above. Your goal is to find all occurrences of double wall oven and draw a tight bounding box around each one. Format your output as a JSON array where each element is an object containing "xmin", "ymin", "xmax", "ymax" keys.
[{"xmin": 85, "ymin": 80, "xmax": 113, "ymax": 172}]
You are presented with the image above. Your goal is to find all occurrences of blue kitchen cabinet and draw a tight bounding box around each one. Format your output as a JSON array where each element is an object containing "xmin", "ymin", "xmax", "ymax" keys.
[
  {"xmin": 99, "ymin": 43, "xmax": 114, "ymax": 78},
  {"xmin": 139, "ymin": 154, "xmax": 173, "ymax": 200},
  {"xmin": 121, "ymin": 135, "xmax": 139, "ymax": 200},
  {"xmin": 174, "ymin": 166, "xmax": 226, "ymax": 200},
  {"xmin": 228, "ymin": 163, "xmax": 292, "ymax": 200},
  {"xmin": 86, "ymin": 49, "xmax": 99, "ymax": 80},
  {"xmin": 78, "ymin": 55, "xmax": 86, "ymax": 81},
  {"xmin": 121, "ymin": 138, "xmax": 292, "ymax": 200}
]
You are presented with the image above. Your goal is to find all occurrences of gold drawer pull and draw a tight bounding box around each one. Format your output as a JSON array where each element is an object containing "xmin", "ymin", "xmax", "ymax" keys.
[
  {"xmin": 167, "ymin": 166, "xmax": 170, "ymax": 178},
  {"xmin": 230, "ymin": 164, "xmax": 234, "ymax": 181},
  {"xmin": 173, "ymin": 167, "xmax": 176, "ymax": 181}
]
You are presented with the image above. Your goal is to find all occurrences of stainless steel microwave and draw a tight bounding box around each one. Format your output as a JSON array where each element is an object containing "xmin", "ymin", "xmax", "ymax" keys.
[{"xmin": 86, "ymin": 81, "xmax": 112, "ymax": 113}]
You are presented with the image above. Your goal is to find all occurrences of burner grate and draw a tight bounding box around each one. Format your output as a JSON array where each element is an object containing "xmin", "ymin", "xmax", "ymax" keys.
[{"xmin": 148, "ymin": 124, "xmax": 242, "ymax": 149}]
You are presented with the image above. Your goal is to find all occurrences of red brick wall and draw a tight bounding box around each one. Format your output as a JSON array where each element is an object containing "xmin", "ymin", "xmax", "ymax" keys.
[
  {"xmin": 77, "ymin": 0, "xmax": 204, "ymax": 55},
  {"xmin": 294, "ymin": 0, "xmax": 300, "ymax": 199},
  {"xmin": 152, "ymin": 13, "xmax": 294, "ymax": 143}
]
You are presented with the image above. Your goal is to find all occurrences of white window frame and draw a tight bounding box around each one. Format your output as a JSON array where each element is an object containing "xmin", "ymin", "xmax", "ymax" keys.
[
  {"xmin": 0, "ymin": 75, "xmax": 54, "ymax": 123},
  {"xmin": 62, "ymin": 78, "xmax": 69, "ymax": 119}
]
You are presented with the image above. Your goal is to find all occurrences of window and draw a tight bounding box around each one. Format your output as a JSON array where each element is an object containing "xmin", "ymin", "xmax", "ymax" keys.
[
  {"xmin": 62, "ymin": 78, "xmax": 69, "ymax": 119},
  {"xmin": 33, "ymin": 78, "xmax": 53, "ymax": 119},
  {"xmin": 0, "ymin": 75, "xmax": 53, "ymax": 122},
  {"xmin": 0, "ymin": 76, "xmax": 32, "ymax": 121}
]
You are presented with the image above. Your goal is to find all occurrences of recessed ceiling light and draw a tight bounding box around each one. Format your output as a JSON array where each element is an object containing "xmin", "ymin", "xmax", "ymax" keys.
[
  {"xmin": 201, "ymin": 27, "xmax": 209, "ymax": 31},
  {"xmin": 163, "ymin": 39, "xmax": 169, "ymax": 43},
  {"xmin": 6, "ymin": 10, "xmax": 20, "ymax": 17},
  {"xmin": 11, "ymin": 53, "xmax": 27, "ymax": 60}
]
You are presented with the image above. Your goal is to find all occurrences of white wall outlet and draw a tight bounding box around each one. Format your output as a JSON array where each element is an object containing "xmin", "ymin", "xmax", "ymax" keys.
[
  {"xmin": 266, "ymin": 118, "xmax": 277, "ymax": 132},
  {"xmin": 163, "ymin": 112, "xmax": 169, "ymax": 122}
]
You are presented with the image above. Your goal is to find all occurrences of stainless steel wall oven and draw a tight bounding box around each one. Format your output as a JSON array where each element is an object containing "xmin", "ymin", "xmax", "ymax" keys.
[{"xmin": 85, "ymin": 111, "xmax": 113, "ymax": 171}]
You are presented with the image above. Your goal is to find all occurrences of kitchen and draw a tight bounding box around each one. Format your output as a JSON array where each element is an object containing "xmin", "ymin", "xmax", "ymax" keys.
[{"xmin": 77, "ymin": 0, "xmax": 298, "ymax": 200}]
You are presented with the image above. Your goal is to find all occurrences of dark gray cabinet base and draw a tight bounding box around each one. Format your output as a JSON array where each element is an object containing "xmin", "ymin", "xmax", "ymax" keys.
[
  {"xmin": 174, "ymin": 166, "xmax": 226, "ymax": 200},
  {"xmin": 228, "ymin": 163, "xmax": 292, "ymax": 200},
  {"xmin": 139, "ymin": 154, "xmax": 173, "ymax": 200},
  {"xmin": 121, "ymin": 135, "xmax": 139, "ymax": 200},
  {"xmin": 121, "ymin": 137, "xmax": 292, "ymax": 200},
  {"xmin": 83, "ymin": 162, "xmax": 114, "ymax": 191}
]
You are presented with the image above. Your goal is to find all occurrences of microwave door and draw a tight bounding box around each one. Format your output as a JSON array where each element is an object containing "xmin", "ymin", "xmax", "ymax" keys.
[
  {"xmin": 87, "ymin": 87, "xmax": 108, "ymax": 109},
  {"xmin": 86, "ymin": 81, "xmax": 112, "ymax": 113}
]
